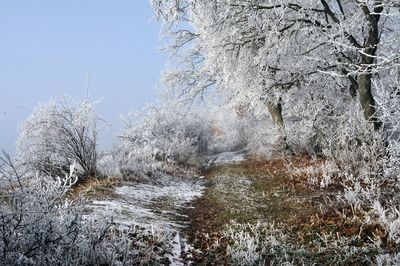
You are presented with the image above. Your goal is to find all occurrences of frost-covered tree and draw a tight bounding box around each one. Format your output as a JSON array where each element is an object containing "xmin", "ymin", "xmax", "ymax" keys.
[
  {"xmin": 16, "ymin": 98, "xmax": 98, "ymax": 179},
  {"xmin": 152, "ymin": 0, "xmax": 400, "ymax": 132}
]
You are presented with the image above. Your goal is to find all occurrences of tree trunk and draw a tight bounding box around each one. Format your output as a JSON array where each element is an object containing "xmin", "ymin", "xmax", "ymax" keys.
[
  {"xmin": 267, "ymin": 101, "xmax": 284, "ymax": 129},
  {"xmin": 357, "ymin": 2, "xmax": 383, "ymax": 130},
  {"xmin": 267, "ymin": 99, "xmax": 291, "ymax": 151},
  {"xmin": 358, "ymin": 73, "xmax": 380, "ymax": 129}
]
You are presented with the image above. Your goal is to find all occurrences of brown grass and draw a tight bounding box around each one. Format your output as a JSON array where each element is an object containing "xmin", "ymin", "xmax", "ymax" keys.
[
  {"xmin": 66, "ymin": 176, "xmax": 122, "ymax": 200},
  {"xmin": 182, "ymin": 155, "xmax": 371, "ymax": 264}
]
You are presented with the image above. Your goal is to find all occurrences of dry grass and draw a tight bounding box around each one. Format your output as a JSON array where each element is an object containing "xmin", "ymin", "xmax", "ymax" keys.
[
  {"xmin": 183, "ymin": 155, "xmax": 380, "ymax": 264},
  {"xmin": 66, "ymin": 176, "xmax": 122, "ymax": 200}
]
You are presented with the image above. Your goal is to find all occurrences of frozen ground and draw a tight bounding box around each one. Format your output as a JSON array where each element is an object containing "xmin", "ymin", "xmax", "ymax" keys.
[
  {"xmin": 88, "ymin": 151, "xmax": 246, "ymax": 229},
  {"xmin": 87, "ymin": 176, "xmax": 204, "ymax": 230},
  {"xmin": 86, "ymin": 175, "xmax": 204, "ymax": 265},
  {"xmin": 86, "ymin": 150, "xmax": 246, "ymax": 264}
]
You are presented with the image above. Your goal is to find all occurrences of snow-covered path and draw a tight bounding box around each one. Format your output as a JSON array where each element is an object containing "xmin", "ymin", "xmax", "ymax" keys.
[
  {"xmin": 88, "ymin": 176, "xmax": 204, "ymax": 230},
  {"xmin": 86, "ymin": 150, "xmax": 246, "ymax": 264},
  {"xmin": 87, "ymin": 150, "xmax": 246, "ymax": 229},
  {"xmin": 86, "ymin": 175, "xmax": 204, "ymax": 265}
]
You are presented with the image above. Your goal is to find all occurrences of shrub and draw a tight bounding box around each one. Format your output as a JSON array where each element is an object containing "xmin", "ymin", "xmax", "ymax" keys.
[
  {"xmin": 116, "ymin": 101, "xmax": 211, "ymax": 179},
  {"xmin": 16, "ymin": 98, "xmax": 99, "ymax": 180},
  {"xmin": 0, "ymin": 153, "xmax": 176, "ymax": 265}
]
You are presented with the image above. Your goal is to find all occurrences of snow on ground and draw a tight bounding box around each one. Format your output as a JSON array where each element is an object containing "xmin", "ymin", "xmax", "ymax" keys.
[
  {"xmin": 87, "ymin": 151, "xmax": 246, "ymax": 230},
  {"xmin": 88, "ymin": 176, "xmax": 204, "ymax": 230},
  {"xmin": 167, "ymin": 231, "xmax": 185, "ymax": 266},
  {"xmin": 86, "ymin": 175, "xmax": 204, "ymax": 264},
  {"xmin": 86, "ymin": 150, "xmax": 246, "ymax": 264}
]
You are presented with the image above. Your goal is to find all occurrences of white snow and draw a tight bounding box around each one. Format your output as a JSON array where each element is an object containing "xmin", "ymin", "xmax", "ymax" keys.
[
  {"xmin": 87, "ymin": 176, "xmax": 204, "ymax": 230},
  {"xmin": 167, "ymin": 231, "xmax": 185, "ymax": 266},
  {"xmin": 85, "ymin": 175, "xmax": 204, "ymax": 264}
]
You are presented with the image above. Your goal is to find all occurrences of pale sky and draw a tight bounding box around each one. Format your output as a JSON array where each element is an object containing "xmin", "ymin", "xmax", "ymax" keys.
[{"xmin": 0, "ymin": 1, "xmax": 167, "ymax": 153}]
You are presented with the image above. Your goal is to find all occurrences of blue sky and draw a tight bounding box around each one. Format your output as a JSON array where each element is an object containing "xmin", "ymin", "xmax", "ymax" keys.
[{"xmin": 0, "ymin": 1, "xmax": 167, "ymax": 153}]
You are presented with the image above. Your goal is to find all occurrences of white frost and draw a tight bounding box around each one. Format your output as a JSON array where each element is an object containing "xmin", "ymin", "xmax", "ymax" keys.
[{"xmin": 88, "ymin": 176, "xmax": 204, "ymax": 231}]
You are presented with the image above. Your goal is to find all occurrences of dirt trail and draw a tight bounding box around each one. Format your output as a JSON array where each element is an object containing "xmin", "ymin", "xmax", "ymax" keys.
[
  {"xmin": 81, "ymin": 152, "xmax": 382, "ymax": 264},
  {"xmin": 81, "ymin": 151, "xmax": 246, "ymax": 265}
]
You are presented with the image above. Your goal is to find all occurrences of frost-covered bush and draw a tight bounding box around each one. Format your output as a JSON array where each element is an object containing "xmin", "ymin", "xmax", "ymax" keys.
[
  {"xmin": 0, "ymin": 157, "xmax": 109, "ymax": 265},
  {"xmin": 314, "ymin": 76, "xmax": 400, "ymax": 183},
  {"xmin": 283, "ymin": 82, "xmax": 387, "ymax": 177},
  {"xmin": 0, "ymin": 154, "xmax": 178, "ymax": 265},
  {"xmin": 97, "ymin": 151, "xmax": 121, "ymax": 178},
  {"xmin": 16, "ymin": 98, "xmax": 99, "ymax": 179},
  {"xmin": 375, "ymin": 76, "xmax": 400, "ymax": 181},
  {"xmin": 116, "ymin": 101, "xmax": 211, "ymax": 179},
  {"xmin": 322, "ymin": 105, "xmax": 386, "ymax": 179},
  {"xmin": 340, "ymin": 78, "xmax": 400, "ymax": 242}
]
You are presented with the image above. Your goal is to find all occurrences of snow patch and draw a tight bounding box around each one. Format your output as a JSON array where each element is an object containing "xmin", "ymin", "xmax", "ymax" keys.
[{"xmin": 87, "ymin": 176, "xmax": 204, "ymax": 231}]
